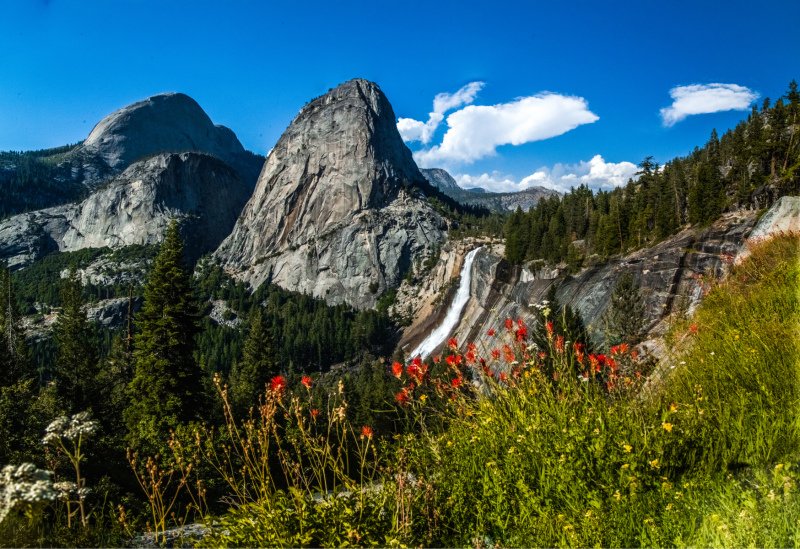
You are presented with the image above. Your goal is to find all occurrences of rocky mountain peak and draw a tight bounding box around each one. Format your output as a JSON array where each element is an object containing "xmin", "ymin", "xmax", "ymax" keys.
[
  {"xmin": 216, "ymin": 79, "xmax": 446, "ymax": 309},
  {"xmin": 421, "ymin": 168, "xmax": 461, "ymax": 192},
  {"xmin": 80, "ymin": 92, "xmax": 246, "ymax": 171}
]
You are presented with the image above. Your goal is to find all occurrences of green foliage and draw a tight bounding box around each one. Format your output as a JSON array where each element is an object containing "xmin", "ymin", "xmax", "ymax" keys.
[
  {"xmin": 0, "ymin": 144, "xmax": 85, "ymax": 219},
  {"xmin": 658, "ymin": 235, "xmax": 800, "ymax": 473},
  {"xmin": 603, "ymin": 272, "xmax": 647, "ymax": 346},
  {"xmin": 124, "ymin": 221, "xmax": 207, "ymax": 453},
  {"xmin": 228, "ymin": 309, "xmax": 278, "ymax": 415},
  {"xmin": 11, "ymin": 245, "xmax": 156, "ymax": 312},
  {"xmin": 53, "ymin": 270, "xmax": 99, "ymax": 412}
]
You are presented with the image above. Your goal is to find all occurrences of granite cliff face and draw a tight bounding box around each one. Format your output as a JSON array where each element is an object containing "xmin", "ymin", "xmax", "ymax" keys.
[
  {"xmin": 421, "ymin": 168, "xmax": 558, "ymax": 212},
  {"xmin": 78, "ymin": 92, "xmax": 262, "ymax": 184},
  {"xmin": 396, "ymin": 204, "xmax": 794, "ymax": 358},
  {"xmin": 216, "ymin": 79, "xmax": 447, "ymax": 309},
  {"xmin": 0, "ymin": 93, "xmax": 263, "ymax": 219},
  {"xmin": 0, "ymin": 153, "xmax": 252, "ymax": 267}
]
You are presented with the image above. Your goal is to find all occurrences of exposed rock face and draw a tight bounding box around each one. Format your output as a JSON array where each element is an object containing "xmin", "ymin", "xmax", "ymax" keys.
[
  {"xmin": 79, "ymin": 92, "xmax": 262, "ymax": 184},
  {"xmin": 0, "ymin": 153, "xmax": 252, "ymax": 268},
  {"xmin": 421, "ymin": 168, "xmax": 461, "ymax": 192},
  {"xmin": 398, "ymin": 209, "xmax": 766, "ymax": 357},
  {"xmin": 421, "ymin": 168, "xmax": 558, "ymax": 212},
  {"xmin": 0, "ymin": 93, "xmax": 263, "ymax": 219},
  {"xmin": 216, "ymin": 79, "xmax": 447, "ymax": 309}
]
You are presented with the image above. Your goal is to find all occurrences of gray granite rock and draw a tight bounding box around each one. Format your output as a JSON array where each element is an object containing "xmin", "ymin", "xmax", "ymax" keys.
[
  {"xmin": 216, "ymin": 79, "xmax": 446, "ymax": 309},
  {"xmin": 0, "ymin": 153, "xmax": 252, "ymax": 268}
]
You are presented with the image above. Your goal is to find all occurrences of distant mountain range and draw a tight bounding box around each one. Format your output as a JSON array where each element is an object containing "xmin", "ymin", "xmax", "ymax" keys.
[{"xmin": 421, "ymin": 168, "xmax": 558, "ymax": 212}]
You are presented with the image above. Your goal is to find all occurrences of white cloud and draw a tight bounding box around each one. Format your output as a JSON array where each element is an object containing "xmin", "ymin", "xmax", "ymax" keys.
[
  {"xmin": 455, "ymin": 155, "xmax": 638, "ymax": 194},
  {"xmin": 414, "ymin": 93, "xmax": 599, "ymax": 167},
  {"xmin": 397, "ymin": 81, "xmax": 484, "ymax": 144},
  {"xmin": 660, "ymin": 83, "xmax": 758, "ymax": 126}
]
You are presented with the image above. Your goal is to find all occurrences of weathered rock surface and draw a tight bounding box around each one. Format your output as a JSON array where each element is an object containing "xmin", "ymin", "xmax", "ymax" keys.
[
  {"xmin": 216, "ymin": 79, "xmax": 447, "ymax": 309},
  {"xmin": 736, "ymin": 195, "xmax": 800, "ymax": 263},
  {"xmin": 398, "ymin": 209, "xmax": 766, "ymax": 357},
  {"xmin": 0, "ymin": 93, "xmax": 263, "ymax": 218},
  {"xmin": 79, "ymin": 92, "xmax": 262, "ymax": 184},
  {"xmin": 421, "ymin": 167, "xmax": 558, "ymax": 212},
  {"xmin": 0, "ymin": 153, "xmax": 252, "ymax": 268}
]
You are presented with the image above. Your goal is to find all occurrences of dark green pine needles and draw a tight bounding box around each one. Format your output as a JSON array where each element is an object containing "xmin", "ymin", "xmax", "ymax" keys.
[{"xmin": 124, "ymin": 221, "xmax": 206, "ymax": 453}]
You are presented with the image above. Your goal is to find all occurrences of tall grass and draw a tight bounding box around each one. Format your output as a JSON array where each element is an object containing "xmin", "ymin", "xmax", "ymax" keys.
[{"xmin": 146, "ymin": 234, "xmax": 800, "ymax": 547}]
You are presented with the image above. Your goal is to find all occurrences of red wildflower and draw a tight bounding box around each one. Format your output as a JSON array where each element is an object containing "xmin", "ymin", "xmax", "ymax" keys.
[
  {"xmin": 395, "ymin": 389, "xmax": 410, "ymax": 406},
  {"xmin": 412, "ymin": 356, "xmax": 423, "ymax": 367},
  {"xmin": 555, "ymin": 335, "xmax": 565, "ymax": 353},
  {"xmin": 505, "ymin": 318, "xmax": 514, "ymax": 331},
  {"xmin": 491, "ymin": 348, "xmax": 501, "ymax": 360},
  {"xmin": 270, "ymin": 375, "xmax": 287, "ymax": 394},
  {"xmin": 407, "ymin": 364, "xmax": 424, "ymax": 383},
  {"xmin": 689, "ymin": 323, "xmax": 699, "ymax": 335},
  {"xmin": 546, "ymin": 321, "xmax": 554, "ymax": 339},
  {"xmin": 631, "ymin": 350, "xmax": 639, "ymax": 360},
  {"xmin": 515, "ymin": 321, "xmax": 528, "ymax": 342},
  {"xmin": 448, "ymin": 337, "xmax": 458, "ymax": 350},
  {"xmin": 392, "ymin": 361, "xmax": 404, "ymax": 379},
  {"xmin": 467, "ymin": 342, "xmax": 477, "ymax": 353},
  {"xmin": 503, "ymin": 344, "xmax": 515, "ymax": 363},
  {"xmin": 589, "ymin": 354, "xmax": 601, "ymax": 373},
  {"xmin": 310, "ymin": 408, "xmax": 320, "ymax": 420},
  {"xmin": 301, "ymin": 375, "xmax": 313, "ymax": 390},
  {"xmin": 446, "ymin": 354, "xmax": 458, "ymax": 367},
  {"xmin": 499, "ymin": 372, "xmax": 508, "ymax": 383},
  {"xmin": 574, "ymin": 342, "xmax": 585, "ymax": 364},
  {"xmin": 361, "ymin": 425, "xmax": 374, "ymax": 439},
  {"xmin": 487, "ymin": 328, "xmax": 496, "ymax": 337},
  {"xmin": 610, "ymin": 343, "xmax": 629, "ymax": 355},
  {"xmin": 433, "ymin": 355, "xmax": 442, "ymax": 364},
  {"xmin": 465, "ymin": 350, "xmax": 476, "ymax": 364},
  {"xmin": 451, "ymin": 377, "xmax": 463, "ymax": 388}
]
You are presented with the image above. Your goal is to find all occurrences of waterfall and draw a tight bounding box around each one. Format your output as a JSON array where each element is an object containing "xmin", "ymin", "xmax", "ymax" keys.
[{"xmin": 408, "ymin": 246, "xmax": 482, "ymax": 360}]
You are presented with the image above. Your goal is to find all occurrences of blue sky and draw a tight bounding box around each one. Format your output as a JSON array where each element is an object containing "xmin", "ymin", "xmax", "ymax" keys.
[{"xmin": 1, "ymin": 0, "xmax": 798, "ymax": 191}]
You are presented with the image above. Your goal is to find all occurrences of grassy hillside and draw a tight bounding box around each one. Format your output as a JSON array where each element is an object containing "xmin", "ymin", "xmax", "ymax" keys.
[{"xmin": 192, "ymin": 233, "xmax": 800, "ymax": 547}]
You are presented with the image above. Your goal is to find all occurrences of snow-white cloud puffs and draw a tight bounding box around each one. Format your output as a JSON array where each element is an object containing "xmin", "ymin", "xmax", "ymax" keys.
[
  {"xmin": 455, "ymin": 155, "xmax": 638, "ymax": 194},
  {"xmin": 660, "ymin": 83, "xmax": 758, "ymax": 126},
  {"xmin": 414, "ymin": 93, "xmax": 599, "ymax": 167},
  {"xmin": 397, "ymin": 81, "xmax": 484, "ymax": 144}
]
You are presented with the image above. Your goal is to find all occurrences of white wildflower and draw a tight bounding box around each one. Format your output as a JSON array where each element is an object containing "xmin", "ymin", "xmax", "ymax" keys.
[
  {"xmin": 0, "ymin": 463, "xmax": 56, "ymax": 523},
  {"xmin": 43, "ymin": 412, "xmax": 98, "ymax": 446}
]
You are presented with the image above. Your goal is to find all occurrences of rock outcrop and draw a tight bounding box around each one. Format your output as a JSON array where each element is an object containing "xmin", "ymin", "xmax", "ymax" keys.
[
  {"xmin": 216, "ymin": 79, "xmax": 447, "ymax": 309},
  {"xmin": 421, "ymin": 168, "xmax": 557, "ymax": 212},
  {"xmin": 0, "ymin": 153, "xmax": 252, "ymax": 267},
  {"xmin": 398, "ymin": 208, "xmax": 773, "ymax": 357},
  {"xmin": 0, "ymin": 93, "xmax": 263, "ymax": 219},
  {"xmin": 78, "ymin": 92, "xmax": 262, "ymax": 185}
]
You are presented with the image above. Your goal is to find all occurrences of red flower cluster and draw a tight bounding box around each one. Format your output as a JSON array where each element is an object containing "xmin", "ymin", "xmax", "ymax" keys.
[
  {"xmin": 270, "ymin": 375, "xmax": 287, "ymax": 394},
  {"xmin": 361, "ymin": 425, "xmax": 374, "ymax": 439},
  {"xmin": 395, "ymin": 388, "xmax": 411, "ymax": 406},
  {"xmin": 610, "ymin": 343, "xmax": 629, "ymax": 355},
  {"xmin": 301, "ymin": 375, "xmax": 313, "ymax": 390},
  {"xmin": 392, "ymin": 361, "xmax": 404, "ymax": 378}
]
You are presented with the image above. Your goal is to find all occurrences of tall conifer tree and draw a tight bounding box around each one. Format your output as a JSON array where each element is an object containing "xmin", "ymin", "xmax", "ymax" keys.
[
  {"xmin": 125, "ymin": 221, "xmax": 205, "ymax": 452},
  {"xmin": 228, "ymin": 308, "xmax": 277, "ymax": 416},
  {"xmin": 53, "ymin": 270, "xmax": 97, "ymax": 411}
]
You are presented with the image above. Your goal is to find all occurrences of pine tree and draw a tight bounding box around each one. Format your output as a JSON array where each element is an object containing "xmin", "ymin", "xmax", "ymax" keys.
[
  {"xmin": 53, "ymin": 270, "xmax": 97, "ymax": 412},
  {"xmin": 228, "ymin": 308, "xmax": 277, "ymax": 416},
  {"xmin": 125, "ymin": 221, "xmax": 205, "ymax": 453},
  {"xmin": 0, "ymin": 266, "xmax": 29, "ymax": 386},
  {"xmin": 603, "ymin": 273, "xmax": 646, "ymax": 347}
]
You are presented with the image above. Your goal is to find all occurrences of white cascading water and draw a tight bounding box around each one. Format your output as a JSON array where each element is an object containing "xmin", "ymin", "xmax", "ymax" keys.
[{"xmin": 408, "ymin": 247, "xmax": 482, "ymax": 360}]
